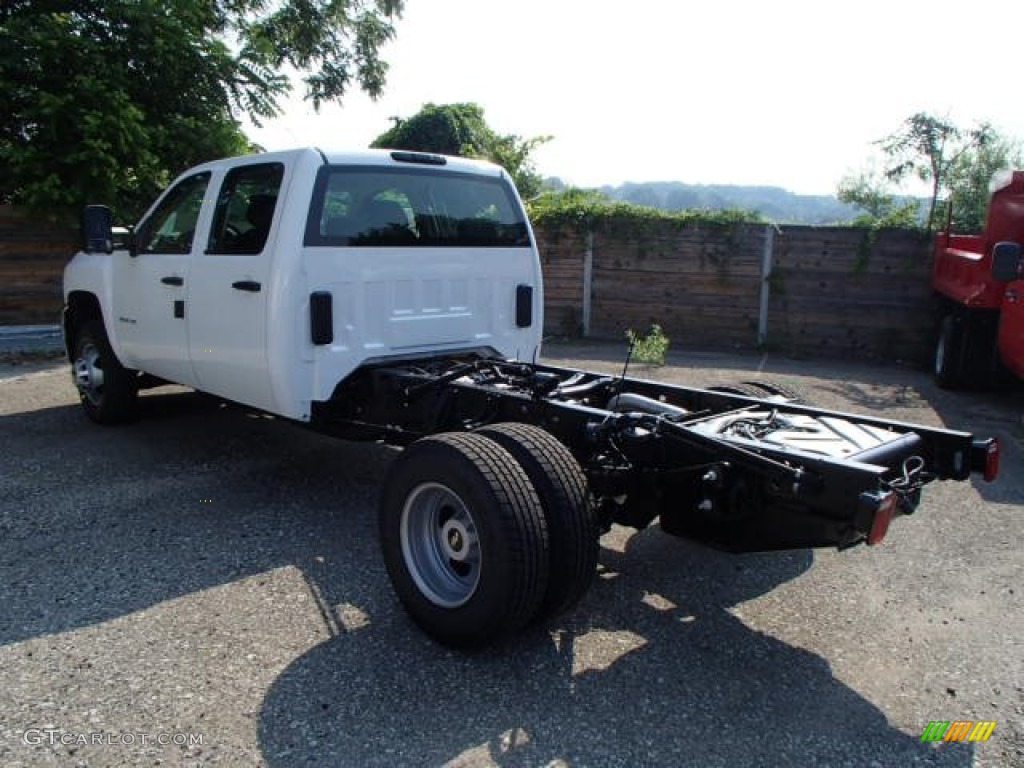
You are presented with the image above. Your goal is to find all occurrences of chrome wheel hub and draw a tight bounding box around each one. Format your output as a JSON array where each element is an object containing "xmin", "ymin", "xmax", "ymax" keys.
[
  {"xmin": 400, "ymin": 482, "xmax": 482, "ymax": 608},
  {"xmin": 73, "ymin": 344, "xmax": 105, "ymax": 405}
]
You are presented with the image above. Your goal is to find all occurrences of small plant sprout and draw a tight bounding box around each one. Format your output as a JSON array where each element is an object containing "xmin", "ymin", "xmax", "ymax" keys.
[{"xmin": 626, "ymin": 324, "xmax": 670, "ymax": 366}]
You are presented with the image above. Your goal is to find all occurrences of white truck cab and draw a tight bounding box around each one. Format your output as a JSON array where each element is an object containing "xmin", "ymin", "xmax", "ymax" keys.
[{"xmin": 64, "ymin": 148, "xmax": 543, "ymax": 423}]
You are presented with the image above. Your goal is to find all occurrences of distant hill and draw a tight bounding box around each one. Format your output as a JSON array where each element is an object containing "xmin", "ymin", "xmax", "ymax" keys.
[{"xmin": 595, "ymin": 181, "xmax": 860, "ymax": 224}]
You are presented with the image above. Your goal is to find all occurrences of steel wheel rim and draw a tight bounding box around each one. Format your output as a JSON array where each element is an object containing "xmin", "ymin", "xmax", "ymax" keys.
[
  {"xmin": 400, "ymin": 482, "xmax": 482, "ymax": 608},
  {"xmin": 73, "ymin": 342, "xmax": 105, "ymax": 406}
]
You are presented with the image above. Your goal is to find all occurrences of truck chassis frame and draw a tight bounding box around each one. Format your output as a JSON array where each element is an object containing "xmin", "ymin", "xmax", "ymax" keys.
[
  {"xmin": 313, "ymin": 354, "xmax": 994, "ymax": 553},
  {"xmin": 66, "ymin": 312, "xmax": 998, "ymax": 648}
]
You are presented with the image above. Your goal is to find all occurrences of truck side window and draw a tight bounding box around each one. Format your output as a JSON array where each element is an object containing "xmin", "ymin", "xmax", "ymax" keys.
[
  {"xmin": 207, "ymin": 163, "xmax": 285, "ymax": 255},
  {"xmin": 136, "ymin": 172, "xmax": 212, "ymax": 254}
]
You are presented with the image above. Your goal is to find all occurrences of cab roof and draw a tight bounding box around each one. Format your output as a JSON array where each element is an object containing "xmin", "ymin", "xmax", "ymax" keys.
[{"xmin": 186, "ymin": 147, "xmax": 505, "ymax": 178}]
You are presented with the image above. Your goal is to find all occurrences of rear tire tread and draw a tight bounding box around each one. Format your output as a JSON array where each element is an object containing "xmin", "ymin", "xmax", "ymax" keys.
[
  {"xmin": 477, "ymin": 423, "xmax": 599, "ymax": 620},
  {"xmin": 741, "ymin": 380, "xmax": 809, "ymax": 404},
  {"xmin": 934, "ymin": 315, "xmax": 964, "ymax": 389},
  {"xmin": 379, "ymin": 432, "xmax": 549, "ymax": 648},
  {"xmin": 707, "ymin": 383, "xmax": 766, "ymax": 399}
]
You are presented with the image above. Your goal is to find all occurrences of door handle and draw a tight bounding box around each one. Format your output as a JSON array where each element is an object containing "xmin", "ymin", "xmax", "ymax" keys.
[
  {"xmin": 232, "ymin": 280, "xmax": 261, "ymax": 292},
  {"xmin": 161, "ymin": 276, "xmax": 184, "ymax": 286}
]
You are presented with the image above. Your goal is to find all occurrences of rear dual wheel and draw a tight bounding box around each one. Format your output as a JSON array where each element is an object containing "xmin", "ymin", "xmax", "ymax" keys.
[
  {"xmin": 379, "ymin": 426, "xmax": 598, "ymax": 648},
  {"xmin": 477, "ymin": 423, "xmax": 600, "ymax": 620}
]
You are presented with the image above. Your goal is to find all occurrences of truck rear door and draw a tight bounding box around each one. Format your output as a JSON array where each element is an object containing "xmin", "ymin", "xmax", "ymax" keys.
[{"xmin": 185, "ymin": 161, "xmax": 285, "ymax": 411}]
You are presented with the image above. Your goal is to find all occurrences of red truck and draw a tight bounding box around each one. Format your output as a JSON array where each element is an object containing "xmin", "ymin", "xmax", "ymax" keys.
[{"xmin": 933, "ymin": 169, "xmax": 1024, "ymax": 388}]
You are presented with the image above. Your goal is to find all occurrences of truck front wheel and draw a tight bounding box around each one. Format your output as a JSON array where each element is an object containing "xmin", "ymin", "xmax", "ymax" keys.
[
  {"xmin": 934, "ymin": 315, "xmax": 964, "ymax": 389},
  {"xmin": 379, "ymin": 432, "xmax": 550, "ymax": 648},
  {"xmin": 70, "ymin": 321, "xmax": 138, "ymax": 424}
]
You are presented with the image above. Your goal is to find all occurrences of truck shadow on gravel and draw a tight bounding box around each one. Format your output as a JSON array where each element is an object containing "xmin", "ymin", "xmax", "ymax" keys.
[
  {"xmin": 0, "ymin": 388, "xmax": 978, "ymax": 766},
  {"xmin": 257, "ymin": 532, "xmax": 974, "ymax": 768},
  {"xmin": 0, "ymin": 391, "xmax": 396, "ymax": 647}
]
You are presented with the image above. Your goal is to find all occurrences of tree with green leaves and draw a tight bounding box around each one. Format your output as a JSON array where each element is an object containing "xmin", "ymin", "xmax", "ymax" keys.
[
  {"xmin": 836, "ymin": 168, "xmax": 919, "ymax": 228},
  {"xmin": 371, "ymin": 103, "xmax": 551, "ymax": 199},
  {"xmin": 0, "ymin": 0, "xmax": 403, "ymax": 220},
  {"xmin": 878, "ymin": 112, "xmax": 995, "ymax": 233},
  {"xmin": 942, "ymin": 133, "xmax": 1023, "ymax": 232}
]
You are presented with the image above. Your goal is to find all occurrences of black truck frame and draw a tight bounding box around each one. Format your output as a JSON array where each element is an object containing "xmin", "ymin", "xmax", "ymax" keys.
[{"xmin": 308, "ymin": 352, "xmax": 998, "ymax": 647}]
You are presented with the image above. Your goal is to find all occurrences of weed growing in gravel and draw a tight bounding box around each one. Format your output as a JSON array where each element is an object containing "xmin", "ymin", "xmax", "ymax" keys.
[{"xmin": 626, "ymin": 324, "xmax": 670, "ymax": 366}]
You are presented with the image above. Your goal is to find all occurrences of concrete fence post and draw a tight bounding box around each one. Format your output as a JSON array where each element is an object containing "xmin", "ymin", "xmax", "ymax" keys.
[
  {"xmin": 582, "ymin": 228, "xmax": 594, "ymax": 337},
  {"xmin": 758, "ymin": 224, "xmax": 776, "ymax": 347}
]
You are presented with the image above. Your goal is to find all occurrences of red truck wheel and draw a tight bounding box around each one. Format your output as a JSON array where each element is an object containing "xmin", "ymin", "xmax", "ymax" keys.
[{"xmin": 934, "ymin": 316, "xmax": 964, "ymax": 389}]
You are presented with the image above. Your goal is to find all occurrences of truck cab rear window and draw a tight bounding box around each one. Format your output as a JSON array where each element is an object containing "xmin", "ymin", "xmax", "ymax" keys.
[{"xmin": 304, "ymin": 167, "xmax": 530, "ymax": 247}]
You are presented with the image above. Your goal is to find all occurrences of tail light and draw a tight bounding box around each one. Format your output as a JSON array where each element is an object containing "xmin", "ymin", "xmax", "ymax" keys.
[
  {"xmin": 970, "ymin": 438, "xmax": 999, "ymax": 482},
  {"xmin": 864, "ymin": 491, "xmax": 900, "ymax": 546}
]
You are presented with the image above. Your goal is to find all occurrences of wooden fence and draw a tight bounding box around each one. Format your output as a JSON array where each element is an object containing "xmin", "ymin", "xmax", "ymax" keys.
[
  {"xmin": 536, "ymin": 221, "xmax": 935, "ymax": 363},
  {"xmin": 0, "ymin": 205, "xmax": 937, "ymax": 362},
  {"xmin": 768, "ymin": 226, "xmax": 934, "ymax": 362},
  {"xmin": 0, "ymin": 207, "xmax": 76, "ymax": 325}
]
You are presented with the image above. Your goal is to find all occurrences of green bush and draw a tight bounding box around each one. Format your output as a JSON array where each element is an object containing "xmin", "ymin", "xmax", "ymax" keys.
[
  {"xmin": 527, "ymin": 188, "xmax": 763, "ymax": 235},
  {"xmin": 626, "ymin": 324, "xmax": 670, "ymax": 365}
]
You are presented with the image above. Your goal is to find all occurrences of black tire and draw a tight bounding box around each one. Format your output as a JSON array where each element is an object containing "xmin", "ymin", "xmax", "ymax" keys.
[
  {"xmin": 70, "ymin": 320, "xmax": 138, "ymax": 424},
  {"xmin": 934, "ymin": 315, "xmax": 964, "ymax": 389},
  {"xmin": 707, "ymin": 383, "xmax": 765, "ymax": 399},
  {"xmin": 379, "ymin": 432, "xmax": 549, "ymax": 648},
  {"xmin": 741, "ymin": 380, "xmax": 809, "ymax": 405},
  {"xmin": 476, "ymin": 423, "xmax": 599, "ymax": 620}
]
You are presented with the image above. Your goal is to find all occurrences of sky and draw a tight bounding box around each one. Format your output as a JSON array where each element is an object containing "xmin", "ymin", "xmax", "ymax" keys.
[{"xmin": 246, "ymin": 0, "xmax": 1024, "ymax": 196}]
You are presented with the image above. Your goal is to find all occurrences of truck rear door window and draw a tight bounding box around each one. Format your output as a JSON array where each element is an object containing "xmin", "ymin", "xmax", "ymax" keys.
[
  {"xmin": 207, "ymin": 163, "xmax": 285, "ymax": 254},
  {"xmin": 304, "ymin": 167, "xmax": 530, "ymax": 247}
]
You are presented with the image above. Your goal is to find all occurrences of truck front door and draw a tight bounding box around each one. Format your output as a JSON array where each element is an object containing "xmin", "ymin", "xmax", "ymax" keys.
[
  {"xmin": 186, "ymin": 162, "xmax": 284, "ymax": 411},
  {"xmin": 112, "ymin": 171, "xmax": 212, "ymax": 385},
  {"xmin": 998, "ymin": 277, "xmax": 1024, "ymax": 378}
]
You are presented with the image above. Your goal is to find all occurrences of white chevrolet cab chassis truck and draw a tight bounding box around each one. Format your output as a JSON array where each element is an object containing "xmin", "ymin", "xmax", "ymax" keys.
[{"xmin": 64, "ymin": 148, "xmax": 999, "ymax": 647}]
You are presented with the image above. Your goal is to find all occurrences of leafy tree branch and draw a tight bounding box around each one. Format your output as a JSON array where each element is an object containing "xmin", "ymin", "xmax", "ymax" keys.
[
  {"xmin": 878, "ymin": 112, "xmax": 996, "ymax": 233},
  {"xmin": 0, "ymin": 0, "xmax": 404, "ymax": 219}
]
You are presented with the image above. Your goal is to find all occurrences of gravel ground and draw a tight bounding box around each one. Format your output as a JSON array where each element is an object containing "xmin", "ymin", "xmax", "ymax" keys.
[{"xmin": 0, "ymin": 341, "xmax": 1021, "ymax": 767}]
